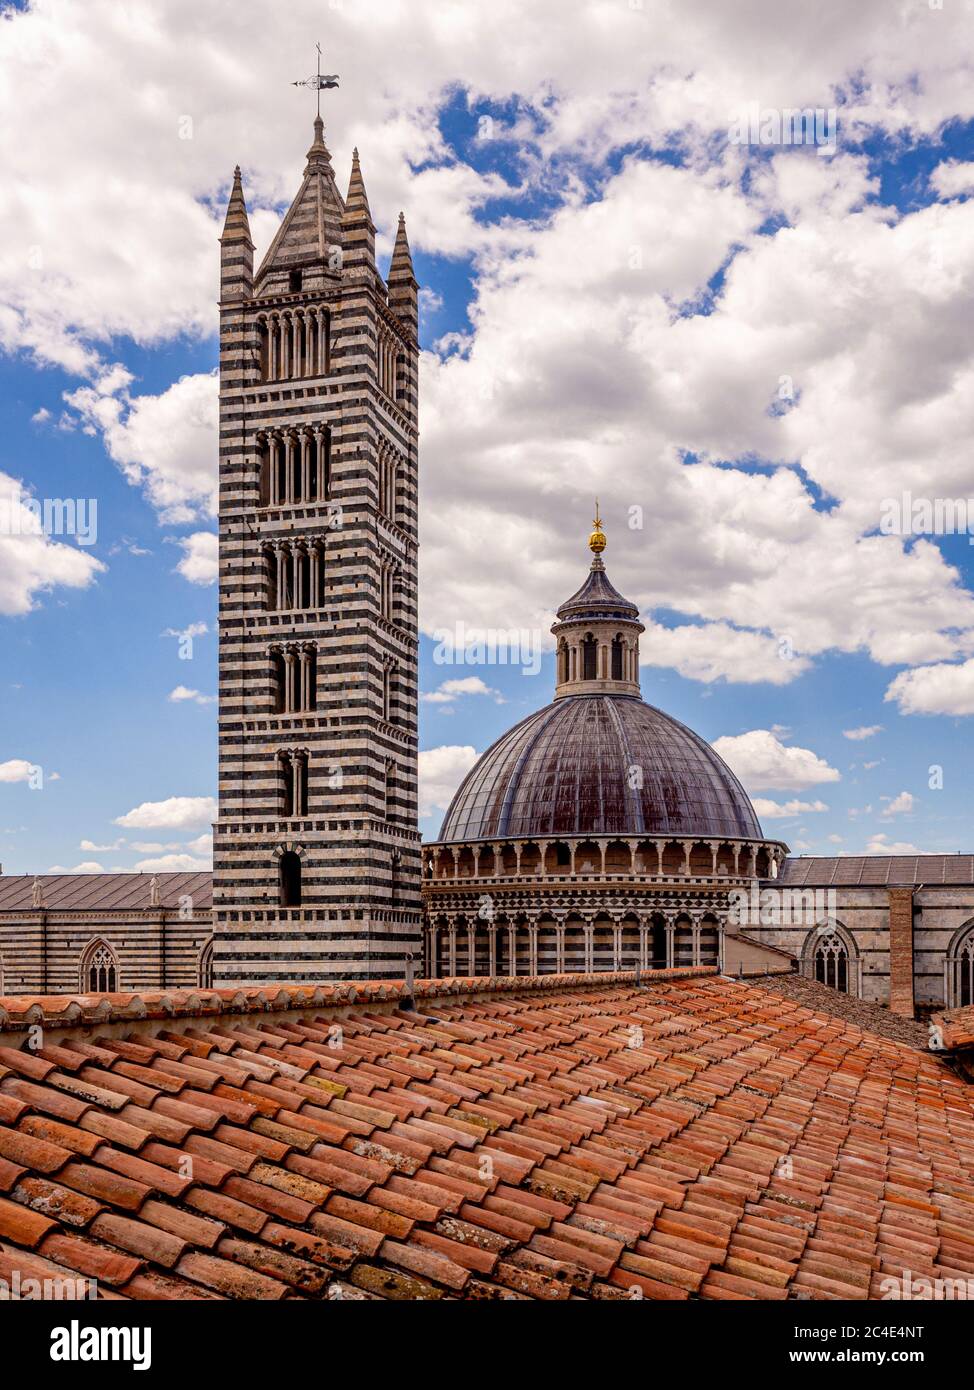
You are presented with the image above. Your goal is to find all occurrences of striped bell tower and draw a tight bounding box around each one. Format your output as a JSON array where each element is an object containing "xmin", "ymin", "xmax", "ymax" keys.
[{"xmin": 213, "ymin": 117, "xmax": 421, "ymax": 983}]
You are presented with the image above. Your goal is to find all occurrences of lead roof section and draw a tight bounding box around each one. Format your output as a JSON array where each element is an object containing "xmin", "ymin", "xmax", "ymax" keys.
[
  {"xmin": 777, "ymin": 856, "xmax": 974, "ymax": 887},
  {"xmin": 437, "ymin": 694, "xmax": 764, "ymax": 843},
  {"xmin": 0, "ymin": 872, "xmax": 213, "ymax": 913},
  {"xmin": 0, "ymin": 971, "xmax": 971, "ymax": 1302}
]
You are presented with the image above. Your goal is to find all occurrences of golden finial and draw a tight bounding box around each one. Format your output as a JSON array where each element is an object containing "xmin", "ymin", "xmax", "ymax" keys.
[{"xmin": 588, "ymin": 499, "xmax": 606, "ymax": 555}]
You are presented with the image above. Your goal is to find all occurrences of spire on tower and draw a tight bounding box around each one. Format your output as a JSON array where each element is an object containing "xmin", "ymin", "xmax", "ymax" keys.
[
  {"xmin": 304, "ymin": 115, "xmax": 335, "ymax": 175},
  {"xmin": 388, "ymin": 212, "xmax": 418, "ymax": 336},
  {"xmin": 341, "ymin": 147, "xmax": 376, "ymax": 274},
  {"xmin": 220, "ymin": 165, "xmax": 254, "ymax": 300},
  {"xmin": 589, "ymin": 501, "xmax": 606, "ymax": 557},
  {"xmin": 220, "ymin": 166, "xmax": 254, "ymax": 247}
]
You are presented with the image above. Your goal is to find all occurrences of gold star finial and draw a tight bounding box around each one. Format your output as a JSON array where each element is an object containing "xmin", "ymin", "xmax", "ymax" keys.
[{"xmin": 589, "ymin": 500, "xmax": 606, "ymax": 556}]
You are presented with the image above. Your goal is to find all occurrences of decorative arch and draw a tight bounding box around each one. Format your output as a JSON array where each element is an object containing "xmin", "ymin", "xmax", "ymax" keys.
[
  {"xmin": 274, "ymin": 842, "xmax": 305, "ymax": 909},
  {"xmin": 80, "ymin": 938, "xmax": 119, "ymax": 994},
  {"xmin": 198, "ymin": 938, "xmax": 215, "ymax": 990},
  {"xmin": 801, "ymin": 920, "xmax": 860, "ymax": 997},
  {"xmin": 946, "ymin": 918, "xmax": 974, "ymax": 1007}
]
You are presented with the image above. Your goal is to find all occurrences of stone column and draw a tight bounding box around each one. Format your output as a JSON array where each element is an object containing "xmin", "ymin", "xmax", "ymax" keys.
[
  {"xmin": 447, "ymin": 921, "xmax": 457, "ymax": 977},
  {"xmin": 613, "ymin": 919, "xmax": 622, "ymax": 971},
  {"xmin": 528, "ymin": 921, "xmax": 539, "ymax": 976},
  {"xmin": 488, "ymin": 925, "xmax": 497, "ymax": 978},
  {"xmin": 639, "ymin": 919, "xmax": 649, "ymax": 970},
  {"xmin": 301, "ymin": 434, "xmax": 311, "ymax": 501},
  {"xmin": 284, "ymin": 649, "xmax": 296, "ymax": 713},
  {"xmin": 681, "ymin": 840, "xmax": 692, "ymax": 875},
  {"xmin": 665, "ymin": 916, "xmax": 676, "ymax": 969},
  {"xmin": 555, "ymin": 914, "xmax": 566, "ymax": 973},
  {"xmin": 309, "ymin": 545, "xmax": 320, "ymax": 610},
  {"xmin": 584, "ymin": 920, "xmax": 594, "ymax": 974},
  {"xmin": 269, "ymin": 317, "xmax": 278, "ymax": 379},
  {"xmin": 275, "ymin": 546, "xmax": 285, "ymax": 610},
  {"xmin": 691, "ymin": 916, "xmax": 701, "ymax": 966},
  {"xmin": 507, "ymin": 923, "xmax": 517, "ymax": 976},
  {"xmin": 466, "ymin": 922, "xmax": 476, "ymax": 976},
  {"xmin": 428, "ymin": 924, "xmax": 439, "ymax": 978}
]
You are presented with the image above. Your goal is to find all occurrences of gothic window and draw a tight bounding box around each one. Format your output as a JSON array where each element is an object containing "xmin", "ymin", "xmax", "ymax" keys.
[
  {"xmin": 280, "ymin": 851, "xmax": 302, "ymax": 908},
  {"xmin": 271, "ymin": 650, "xmax": 287, "ymax": 713},
  {"xmin": 582, "ymin": 634, "xmax": 597, "ymax": 681},
  {"xmin": 198, "ymin": 939, "xmax": 214, "ymax": 989},
  {"xmin": 304, "ymin": 646, "xmax": 317, "ymax": 712},
  {"xmin": 296, "ymin": 548, "xmax": 310, "ymax": 608},
  {"xmin": 947, "ymin": 923, "xmax": 974, "ymax": 1007},
  {"xmin": 258, "ymin": 437, "xmax": 271, "ymax": 507},
  {"xmin": 611, "ymin": 635, "xmax": 624, "ymax": 680},
  {"xmin": 82, "ymin": 939, "xmax": 118, "ymax": 994},
  {"xmin": 258, "ymin": 320, "xmax": 269, "ymax": 382},
  {"xmin": 813, "ymin": 932, "xmax": 849, "ymax": 992},
  {"xmin": 280, "ymin": 751, "xmax": 295, "ymax": 816}
]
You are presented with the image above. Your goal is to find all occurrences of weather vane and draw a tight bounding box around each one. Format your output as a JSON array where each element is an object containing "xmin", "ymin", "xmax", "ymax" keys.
[{"xmin": 292, "ymin": 42, "xmax": 339, "ymax": 117}]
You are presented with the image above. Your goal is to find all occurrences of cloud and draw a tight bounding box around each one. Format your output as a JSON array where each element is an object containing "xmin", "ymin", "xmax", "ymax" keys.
[
  {"xmin": 843, "ymin": 724, "xmax": 882, "ymax": 741},
  {"xmin": 751, "ymin": 797, "xmax": 829, "ymax": 819},
  {"xmin": 65, "ymin": 370, "xmax": 218, "ymax": 523},
  {"xmin": 79, "ymin": 838, "xmax": 125, "ymax": 852},
  {"xmin": 185, "ymin": 832, "xmax": 214, "ymax": 861},
  {"xmin": 47, "ymin": 861, "xmax": 106, "ymax": 874},
  {"xmin": 168, "ymin": 685, "xmax": 216, "ymax": 706},
  {"xmin": 881, "ymin": 790, "xmax": 915, "ymax": 817},
  {"xmin": 133, "ymin": 853, "xmax": 210, "ymax": 872},
  {"xmin": 173, "ymin": 532, "xmax": 218, "ymax": 586},
  {"xmin": 114, "ymin": 795, "xmax": 217, "ymax": 830},
  {"xmin": 0, "ymin": 758, "xmax": 39, "ymax": 784},
  {"xmin": 885, "ymin": 658, "xmax": 974, "ymax": 716},
  {"xmin": 861, "ymin": 833, "xmax": 931, "ymax": 856},
  {"xmin": 0, "ymin": 472, "xmax": 104, "ymax": 615},
  {"xmin": 930, "ymin": 161, "xmax": 974, "ymax": 200},
  {"xmin": 712, "ymin": 729, "xmax": 841, "ymax": 791},
  {"xmin": 418, "ymin": 745, "xmax": 479, "ymax": 819},
  {"xmin": 421, "ymin": 676, "xmax": 505, "ymax": 705}
]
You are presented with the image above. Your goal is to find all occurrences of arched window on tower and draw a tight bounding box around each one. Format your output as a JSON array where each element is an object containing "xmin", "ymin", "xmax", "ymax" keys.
[
  {"xmin": 385, "ymin": 759, "xmax": 396, "ymax": 822},
  {"xmin": 557, "ymin": 642, "xmax": 568, "ymax": 685},
  {"xmin": 289, "ymin": 268, "xmax": 303, "ymax": 294},
  {"xmin": 280, "ymin": 751, "xmax": 295, "ymax": 817},
  {"xmin": 611, "ymin": 635, "xmax": 624, "ymax": 680},
  {"xmin": 582, "ymin": 634, "xmax": 597, "ymax": 681},
  {"xmin": 280, "ymin": 851, "xmax": 302, "ymax": 908},
  {"xmin": 271, "ymin": 650, "xmax": 287, "ymax": 713},
  {"xmin": 81, "ymin": 939, "xmax": 119, "ymax": 994}
]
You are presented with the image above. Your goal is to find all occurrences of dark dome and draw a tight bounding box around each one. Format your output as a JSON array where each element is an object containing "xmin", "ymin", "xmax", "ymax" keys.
[{"xmin": 438, "ymin": 694, "xmax": 762, "ymax": 842}]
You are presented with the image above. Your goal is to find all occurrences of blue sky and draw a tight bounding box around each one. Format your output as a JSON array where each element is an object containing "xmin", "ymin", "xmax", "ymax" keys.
[{"xmin": 2, "ymin": 0, "xmax": 974, "ymax": 873}]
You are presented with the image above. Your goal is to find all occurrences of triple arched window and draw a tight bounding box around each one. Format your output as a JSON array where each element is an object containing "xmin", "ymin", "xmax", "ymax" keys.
[{"xmin": 946, "ymin": 923, "xmax": 974, "ymax": 1007}]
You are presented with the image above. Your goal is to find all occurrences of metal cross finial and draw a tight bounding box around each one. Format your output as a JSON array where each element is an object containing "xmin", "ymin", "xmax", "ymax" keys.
[{"xmin": 292, "ymin": 41, "xmax": 339, "ymax": 117}]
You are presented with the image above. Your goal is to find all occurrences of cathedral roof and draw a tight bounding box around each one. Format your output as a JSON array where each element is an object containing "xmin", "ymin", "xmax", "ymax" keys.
[
  {"xmin": 0, "ymin": 871, "xmax": 212, "ymax": 913},
  {"xmin": 437, "ymin": 694, "xmax": 762, "ymax": 843},
  {"xmin": 0, "ymin": 969, "xmax": 971, "ymax": 1301},
  {"xmin": 776, "ymin": 855, "xmax": 974, "ymax": 887}
]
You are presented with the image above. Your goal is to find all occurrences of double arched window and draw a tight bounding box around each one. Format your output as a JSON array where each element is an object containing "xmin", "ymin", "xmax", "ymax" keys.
[{"xmin": 81, "ymin": 939, "xmax": 119, "ymax": 994}]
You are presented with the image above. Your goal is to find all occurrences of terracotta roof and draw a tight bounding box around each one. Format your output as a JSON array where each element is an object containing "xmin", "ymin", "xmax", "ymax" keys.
[
  {"xmin": 0, "ymin": 872, "xmax": 212, "ymax": 913},
  {"xmin": 0, "ymin": 969, "xmax": 972, "ymax": 1301},
  {"xmin": 775, "ymin": 855, "xmax": 974, "ymax": 887},
  {"xmin": 933, "ymin": 1006, "xmax": 974, "ymax": 1052}
]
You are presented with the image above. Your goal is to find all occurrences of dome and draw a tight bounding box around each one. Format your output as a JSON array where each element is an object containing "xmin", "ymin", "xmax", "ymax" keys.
[{"xmin": 438, "ymin": 693, "xmax": 762, "ymax": 843}]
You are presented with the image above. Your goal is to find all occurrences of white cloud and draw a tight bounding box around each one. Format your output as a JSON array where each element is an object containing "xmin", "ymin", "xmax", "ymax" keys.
[
  {"xmin": 47, "ymin": 861, "xmax": 106, "ymax": 874},
  {"xmin": 174, "ymin": 532, "xmax": 218, "ymax": 586},
  {"xmin": 418, "ymin": 745, "xmax": 479, "ymax": 819},
  {"xmin": 931, "ymin": 161, "xmax": 974, "ymax": 200},
  {"xmin": 0, "ymin": 472, "xmax": 104, "ymax": 615},
  {"xmin": 885, "ymin": 658, "xmax": 974, "ymax": 716},
  {"xmin": 168, "ymin": 685, "xmax": 216, "ymax": 706},
  {"xmin": 421, "ymin": 676, "xmax": 504, "ymax": 705},
  {"xmin": 712, "ymin": 729, "xmax": 841, "ymax": 791},
  {"xmin": 114, "ymin": 795, "xmax": 217, "ymax": 830},
  {"xmin": 79, "ymin": 837, "xmax": 125, "ymax": 852},
  {"xmin": 843, "ymin": 724, "xmax": 882, "ymax": 740},
  {"xmin": 133, "ymin": 853, "xmax": 210, "ymax": 872},
  {"xmin": 861, "ymin": 833, "xmax": 930, "ymax": 856},
  {"xmin": 65, "ymin": 370, "xmax": 218, "ymax": 523},
  {"xmin": 752, "ymin": 797, "xmax": 829, "ymax": 819},
  {"xmin": 185, "ymin": 832, "xmax": 214, "ymax": 862},
  {"xmin": 881, "ymin": 790, "xmax": 915, "ymax": 817},
  {"xmin": 0, "ymin": 758, "xmax": 38, "ymax": 784},
  {"xmin": 642, "ymin": 620, "xmax": 810, "ymax": 686}
]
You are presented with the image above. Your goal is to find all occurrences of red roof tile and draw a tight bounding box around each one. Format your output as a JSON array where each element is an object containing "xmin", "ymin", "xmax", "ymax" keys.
[{"xmin": 0, "ymin": 970, "xmax": 970, "ymax": 1299}]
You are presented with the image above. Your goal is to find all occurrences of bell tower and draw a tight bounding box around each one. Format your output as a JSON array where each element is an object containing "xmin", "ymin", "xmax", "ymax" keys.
[{"xmin": 213, "ymin": 118, "xmax": 421, "ymax": 983}]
